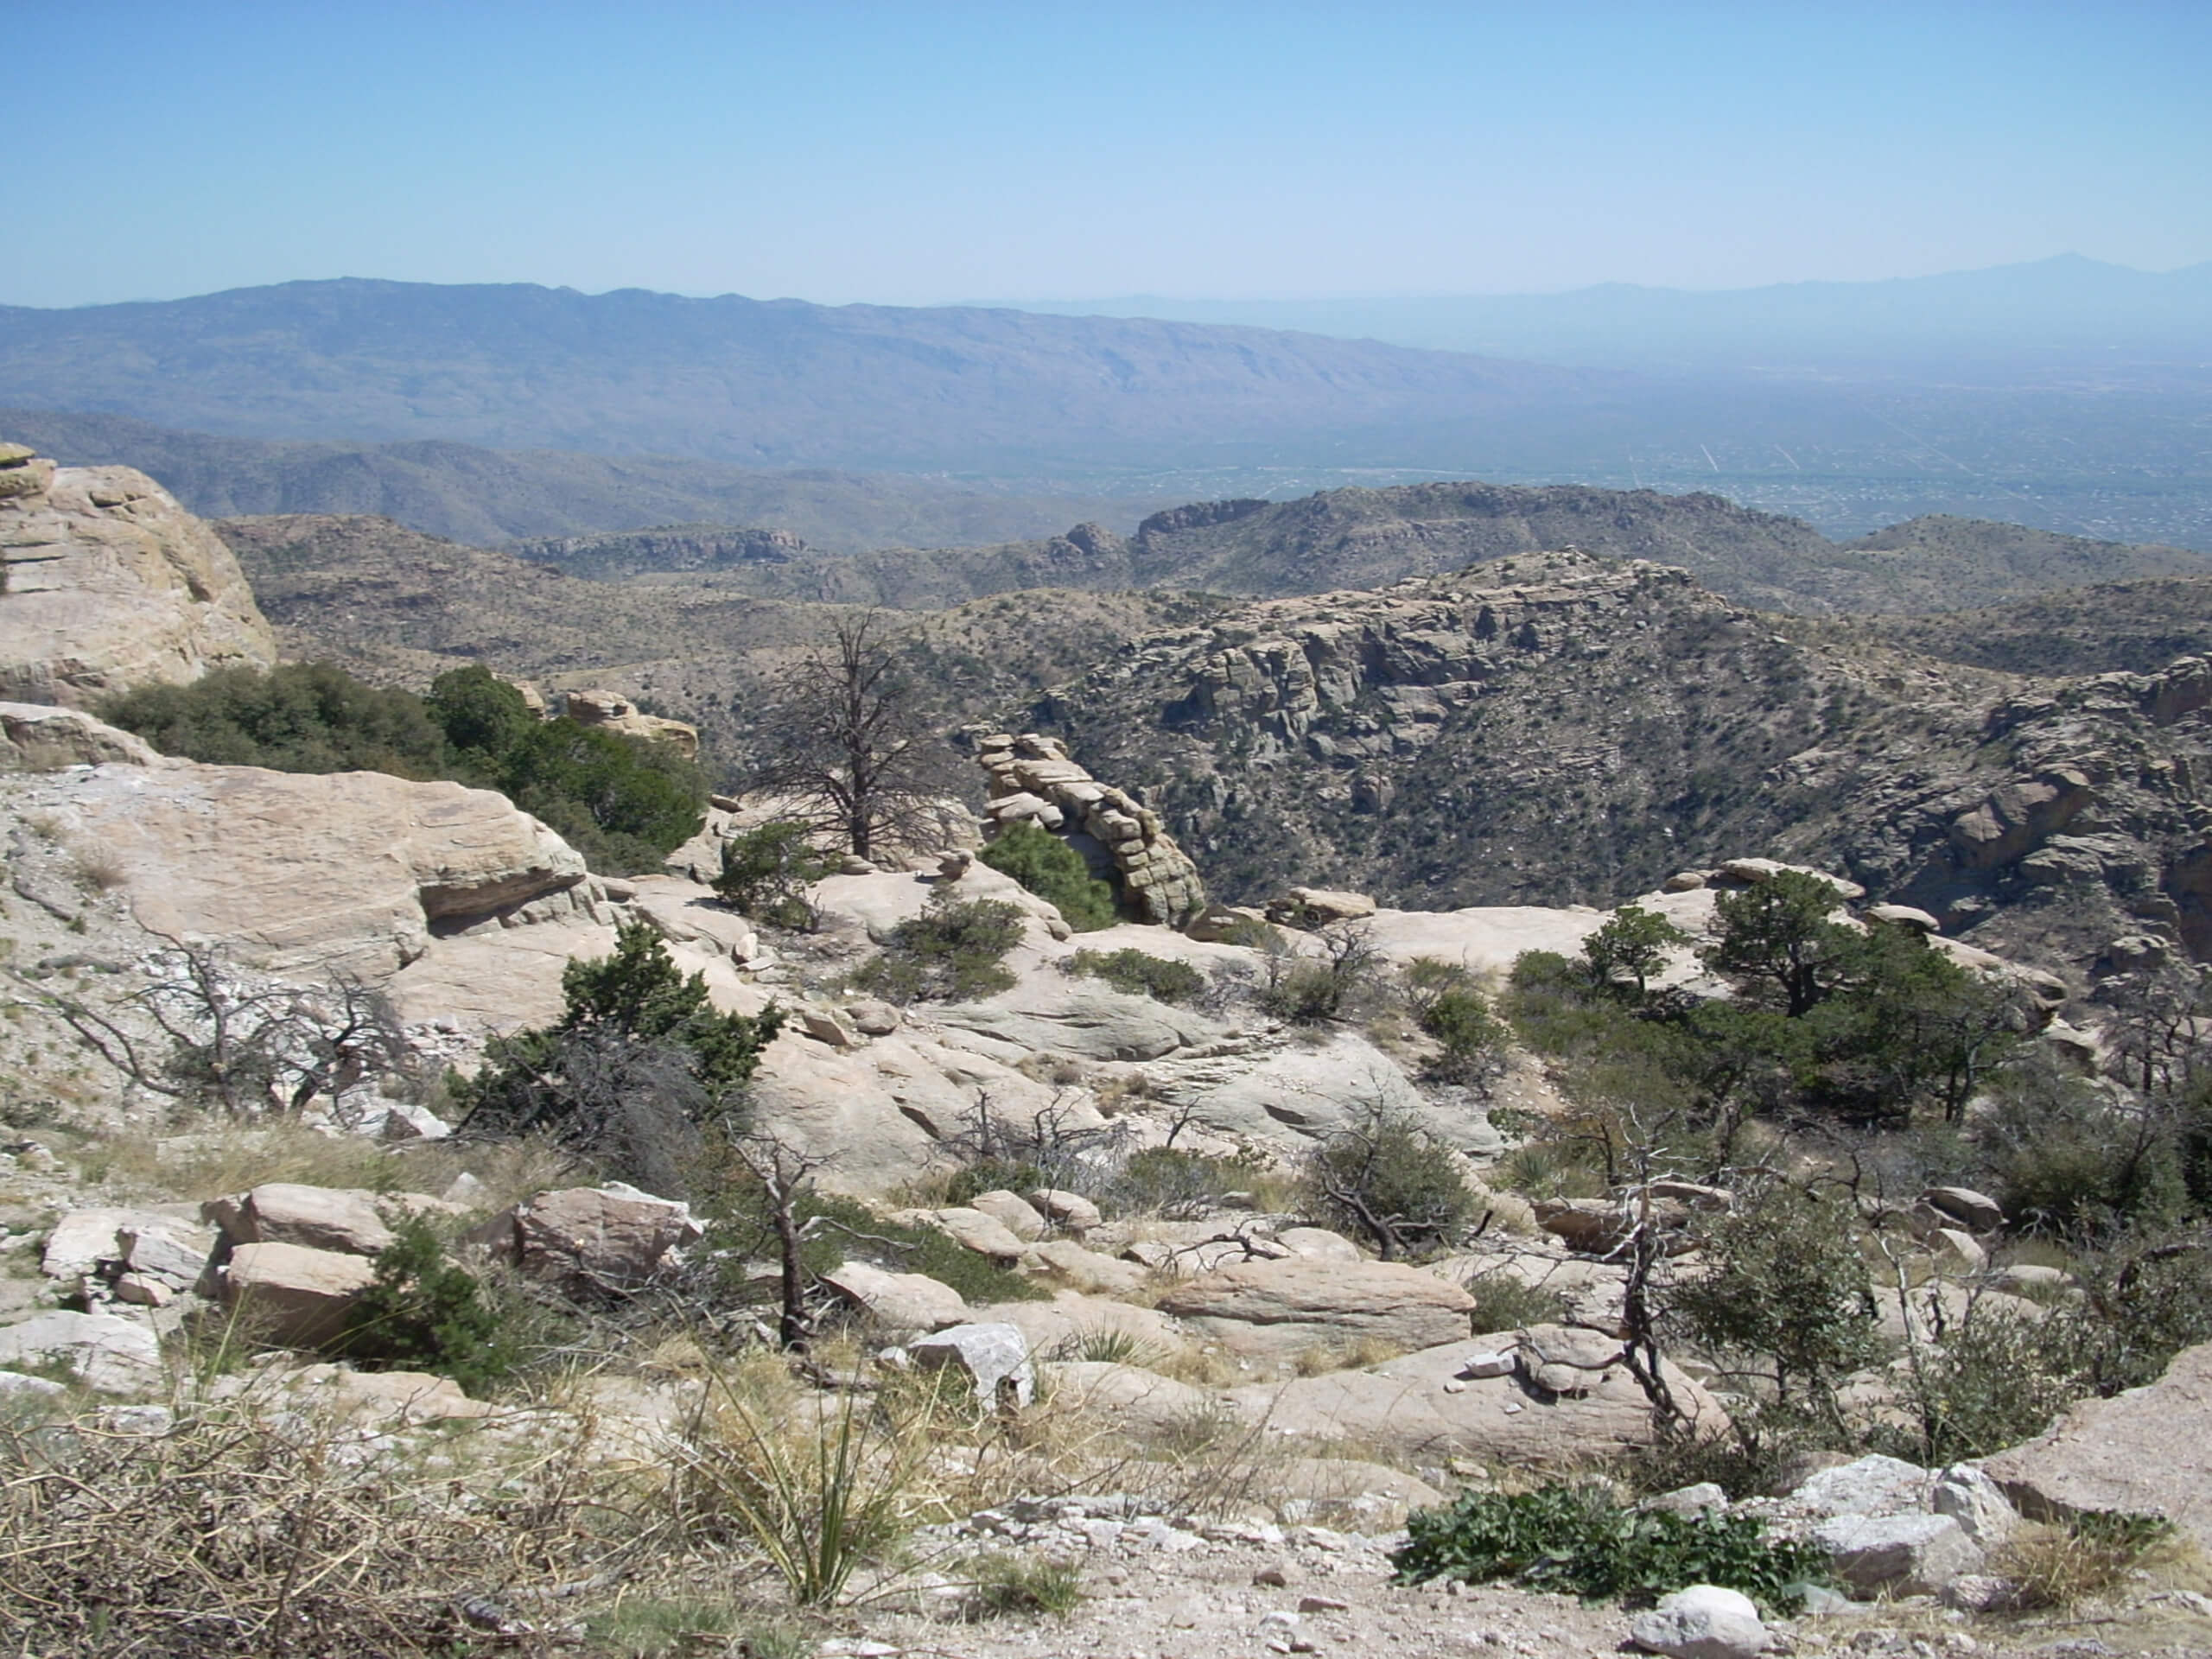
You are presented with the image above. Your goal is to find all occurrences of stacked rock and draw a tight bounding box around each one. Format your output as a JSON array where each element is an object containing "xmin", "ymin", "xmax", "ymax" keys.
[{"xmin": 976, "ymin": 732, "xmax": 1206, "ymax": 927}]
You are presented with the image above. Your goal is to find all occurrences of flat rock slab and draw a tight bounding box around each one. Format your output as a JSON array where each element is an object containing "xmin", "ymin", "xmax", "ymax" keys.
[
  {"xmin": 1983, "ymin": 1338, "xmax": 2212, "ymax": 1549},
  {"xmin": 0, "ymin": 1311, "xmax": 162, "ymax": 1395},
  {"xmin": 1160, "ymin": 1257, "xmax": 1475, "ymax": 1361}
]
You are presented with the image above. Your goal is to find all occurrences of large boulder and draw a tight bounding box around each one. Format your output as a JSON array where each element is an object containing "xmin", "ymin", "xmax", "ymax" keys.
[
  {"xmin": 560, "ymin": 689, "xmax": 698, "ymax": 760},
  {"xmin": 1147, "ymin": 1028, "xmax": 1499, "ymax": 1156},
  {"xmin": 0, "ymin": 702, "xmax": 166, "ymax": 771},
  {"xmin": 820, "ymin": 1262, "xmax": 969, "ymax": 1332},
  {"xmin": 482, "ymin": 1185, "xmax": 702, "ymax": 1290},
  {"xmin": 1982, "ymin": 1339, "xmax": 2212, "ymax": 1550},
  {"xmin": 909, "ymin": 1321, "xmax": 1035, "ymax": 1409},
  {"xmin": 207, "ymin": 1184, "xmax": 398, "ymax": 1258},
  {"xmin": 15, "ymin": 759, "xmax": 598, "ymax": 982},
  {"xmin": 1158, "ymin": 1257, "xmax": 1475, "ymax": 1361},
  {"xmin": 1809, "ymin": 1512, "xmax": 1983, "ymax": 1598},
  {"xmin": 218, "ymin": 1242, "xmax": 376, "ymax": 1348},
  {"xmin": 1227, "ymin": 1338, "xmax": 1723, "ymax": 1466},
  {"xmin": 0, "ymin": 458, "xmax": 276, "ymax": 707},
  {"xmin": 1040, "ymin": 1360, "xmax": 1217, "ymax": 1437},
  {"xmin": 975, "ymin": 734, "xmax": 1206, "ymax": 926}
]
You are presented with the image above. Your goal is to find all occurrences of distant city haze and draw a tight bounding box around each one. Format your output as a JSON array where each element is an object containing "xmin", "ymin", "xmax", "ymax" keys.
[{"xmin": 4, "ymin": 2, "xmax": 2206, "ymax": 309}]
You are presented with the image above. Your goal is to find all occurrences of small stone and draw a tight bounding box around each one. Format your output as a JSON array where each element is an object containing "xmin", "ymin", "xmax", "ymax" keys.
[
  {"xmin": 1626, "ymin": 1584, "xmax": 1767, "ymax": 1659},
  {"xmin": 1298, "ymin": 1594, "xmax": 1349, "ymax": 1612}
]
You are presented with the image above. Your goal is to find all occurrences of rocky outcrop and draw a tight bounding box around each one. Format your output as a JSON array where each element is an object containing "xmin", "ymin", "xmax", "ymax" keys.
[
  {"xmin": 1982, "ymin": 1338, "xmax": 2212, "ymax": 1549},
  {"xmin": 976, "ymin": 733, "xmax": 1205, "ymax": 926},
  {"xmin": 3, "ymin": 753, "xmax": 601, "ymax": 981},
  {"xmin": 560, "ymin": 689, "xmax": 700, "ymax": 760},
  {"xmin": 0, "ymin": 702, "xmax": 168, "ymax": 770},
  {"xmin": 1157, "ymin": 1256, "xmax": 1476, "ymax": 1362},
  {"xmin": 0, "ymin": 451, "xmax": 276, "ymax": 706}
]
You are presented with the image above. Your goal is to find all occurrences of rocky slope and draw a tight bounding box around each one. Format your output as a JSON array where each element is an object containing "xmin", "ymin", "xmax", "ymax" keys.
[
  {"xmin": 1030, "ymin": 548, "xmax": 2212, "ymax": 977},
  {"xmin": 0, "ymin": 447, "xmax": 275, "ymax": 707},
  {"xmin": 566, "ymin": 483, "xmax": 2209, "ymax": 615}
]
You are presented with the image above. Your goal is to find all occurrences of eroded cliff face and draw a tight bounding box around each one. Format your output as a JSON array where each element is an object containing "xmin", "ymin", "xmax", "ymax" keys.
[
  {"xmin": 1031, "ymin": 549, "xmax": 2212, "ymax": 979},
  {"xmin": 0, "ymin": 445, "xmax": 276, "ymax": 707}
]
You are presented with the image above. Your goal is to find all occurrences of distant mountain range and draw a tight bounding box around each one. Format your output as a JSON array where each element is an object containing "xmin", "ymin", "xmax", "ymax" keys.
[
  {"xmin": 6, "ymin": 270, "xmax": 2210, "ymax": 552},
  {"xmin": 0, "ymin": 408, "xmax": 1171, "ymax": 550},
  {"xmin": 0, "ymin": 278, "xmax": 1626, "ymax": 474},
  {"xmin": 993, "ymin": 256, "xmax": 2212, "ymax": 372}
]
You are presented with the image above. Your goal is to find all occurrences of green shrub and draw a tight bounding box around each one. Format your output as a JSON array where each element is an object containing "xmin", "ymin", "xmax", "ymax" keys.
[
  {"xmin": 456, "ymin": 920, "xmax": 783, "ymax": 1192},
  {"xmin": 1421, "ymin": 986, "xmax": 1506, "ymax": 1083},
  {"xmin": 1581, "ymin": 904, "xmax": 1691, "ymax": 998},
  {"xmin": 500, "ymin": 718, "xmax": 707, "ymax": 874},
  {"xmin": 714, "ymin": 820, "xmax": 832, "ymax": 930},
  {"xmin": 1464, "ymin": 1274, "xmax": 1569, "ymax": 1335},
  {"xmin": 963, "ymin": 1554, "xmax": 1084, "ymax": 1618},
  {"xmin": 1105, "ymin": 1145, "xmax": 1273, "ymax": 1217},
  {"xmin": 978, "ymin": 821, "xmax": 1118, "ymax": 931},
  {"xmin": 102, "ymin": 662, "xmax": 449, "ymax": 777},
  {"xmin": 331, "ymin": 1217, "xmax": 517, "ymax": 1392},
  {"xmin": 1670, "ymin": 1185, "xmax": 1880, "ymax": 1440},
  {"xmin": 1069, "ymin": 946, "xmax": 1204, "ymax": 1003},
  {"xmin": 703, "ymin": 1164, "xmax": 1045, "ymax": 1309},
  {"xmin": 940, "ymin": 1157, "xmax": 1046, "ymax": 1207},
  {"xmin": 853, "ymin": 893, "xmax": 1026, "ymax": 1004},
  {"xmin": 1393, "ymin": 1483, "xmax": 1828, "ymax": 1611},
  {"xmin": 1303, "ymin": 1107, "xmax": 1478, "ymax": 1259},
  {"xmin": 1257, "ymin": 925, "xmax": 1380, "ymax": 1024},
  {"xmin": 104, "ymin": 661, "xmax": 709, "ymax": 875}
]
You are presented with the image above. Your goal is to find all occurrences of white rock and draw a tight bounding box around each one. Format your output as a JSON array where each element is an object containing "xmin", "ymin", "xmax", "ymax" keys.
[
  {"xmin": 1789, "ymin": 1452, "xmax": 1930, "ymax": 1516},
  {"xmin": 1932, "ymin": 1464, "xmax": 2018, "ymax": 1548},
  {"xmin": 1627, "ymin": 1584, "xmax": 1768, "ymax": 1659},
  {"xmin": 0, "ymin": 1311, "xmax": 162, "ymax": 1394},
  {"xmin": 909, "ymin": 1321, "xmax": 1035, "ymax": 1408},
  {"xmin": 1811, "ymin": 1511, "xmax": 1983, "ymax": 1596},
  {"xmin": 1457, "ymin": 1349, "xmax": 1518, "ymax": 1380},
  {"xmin": 1639, "ymin": 1482, "xmax": 1729, "ymax": 1516}
]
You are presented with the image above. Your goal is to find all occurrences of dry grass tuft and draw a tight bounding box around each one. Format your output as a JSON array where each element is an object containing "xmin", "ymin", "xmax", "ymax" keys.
[
  {"xmin": 1997, "ymin": 1513, "xmax": 2194, "ymax": 1610},
  {"xmin": 67, "ymin": 841, "xmax": 129, "ymax": 892},
  {"xmin": 0, "ymin": 1395, "xmax": 652, "ymax": 1655},
  {"xmin": 1291, "ymin": 1335, "xmax": 1407, "ymax": 1377}
]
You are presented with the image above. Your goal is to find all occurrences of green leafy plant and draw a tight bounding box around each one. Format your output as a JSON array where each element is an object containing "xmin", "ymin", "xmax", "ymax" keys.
[
  {"xmin": 331, "ymin": 1216, "xmax": 518, "ymax": 1392},
  {"xmin": 853, "ymin": 893, "xmax": 1025, "ymax": 1004},
  {"xmin": 979, "ymin": 820, "xmax": 1118, "ymax": 931},
  {"xmin": 1420, "ymin": 985, "xmax": 1507, "ymax": 1084},
  {"xmin": 714, "ymin": 821, "xmax": 833, "ymax": 930},
  {"xmin": 1463, "ymin": 1273, "xmax": 1569, "ymax": 1335},
  {"xmin": 1069, "ymin": 946, "xmax": 1204, "ymax": 1002},
  {"xmin": 1393, "ymin": 1483, "xmax": 1828, "ymax": 1611}
]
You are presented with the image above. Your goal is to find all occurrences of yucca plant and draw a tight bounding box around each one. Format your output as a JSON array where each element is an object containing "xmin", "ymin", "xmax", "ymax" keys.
[{"xmin": 674, "ymin": 1368, "xmax": 944, "ymax": 1606}]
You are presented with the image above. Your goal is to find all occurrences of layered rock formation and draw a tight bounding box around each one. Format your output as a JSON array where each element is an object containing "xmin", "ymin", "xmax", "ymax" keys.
[
  {"xmin": 559, "ymin": 688, "xmax": 700, "ymax": 759},
  {"xmin": 2, "ymin": 712, "xmax": 602, "ymax": 982},
  {"xmin": 977, "ymin": 732, "xmax": 1205, "ymax": 926},
  {"xmin": 0, "ymin": 445, "xmax": 276, "ymax": 706}
]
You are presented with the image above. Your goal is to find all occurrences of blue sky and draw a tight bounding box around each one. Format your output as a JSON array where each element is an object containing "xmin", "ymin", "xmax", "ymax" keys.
[{"xmin": 8, "ymin": 1, "xmax": 2208, "ymax": 309}]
